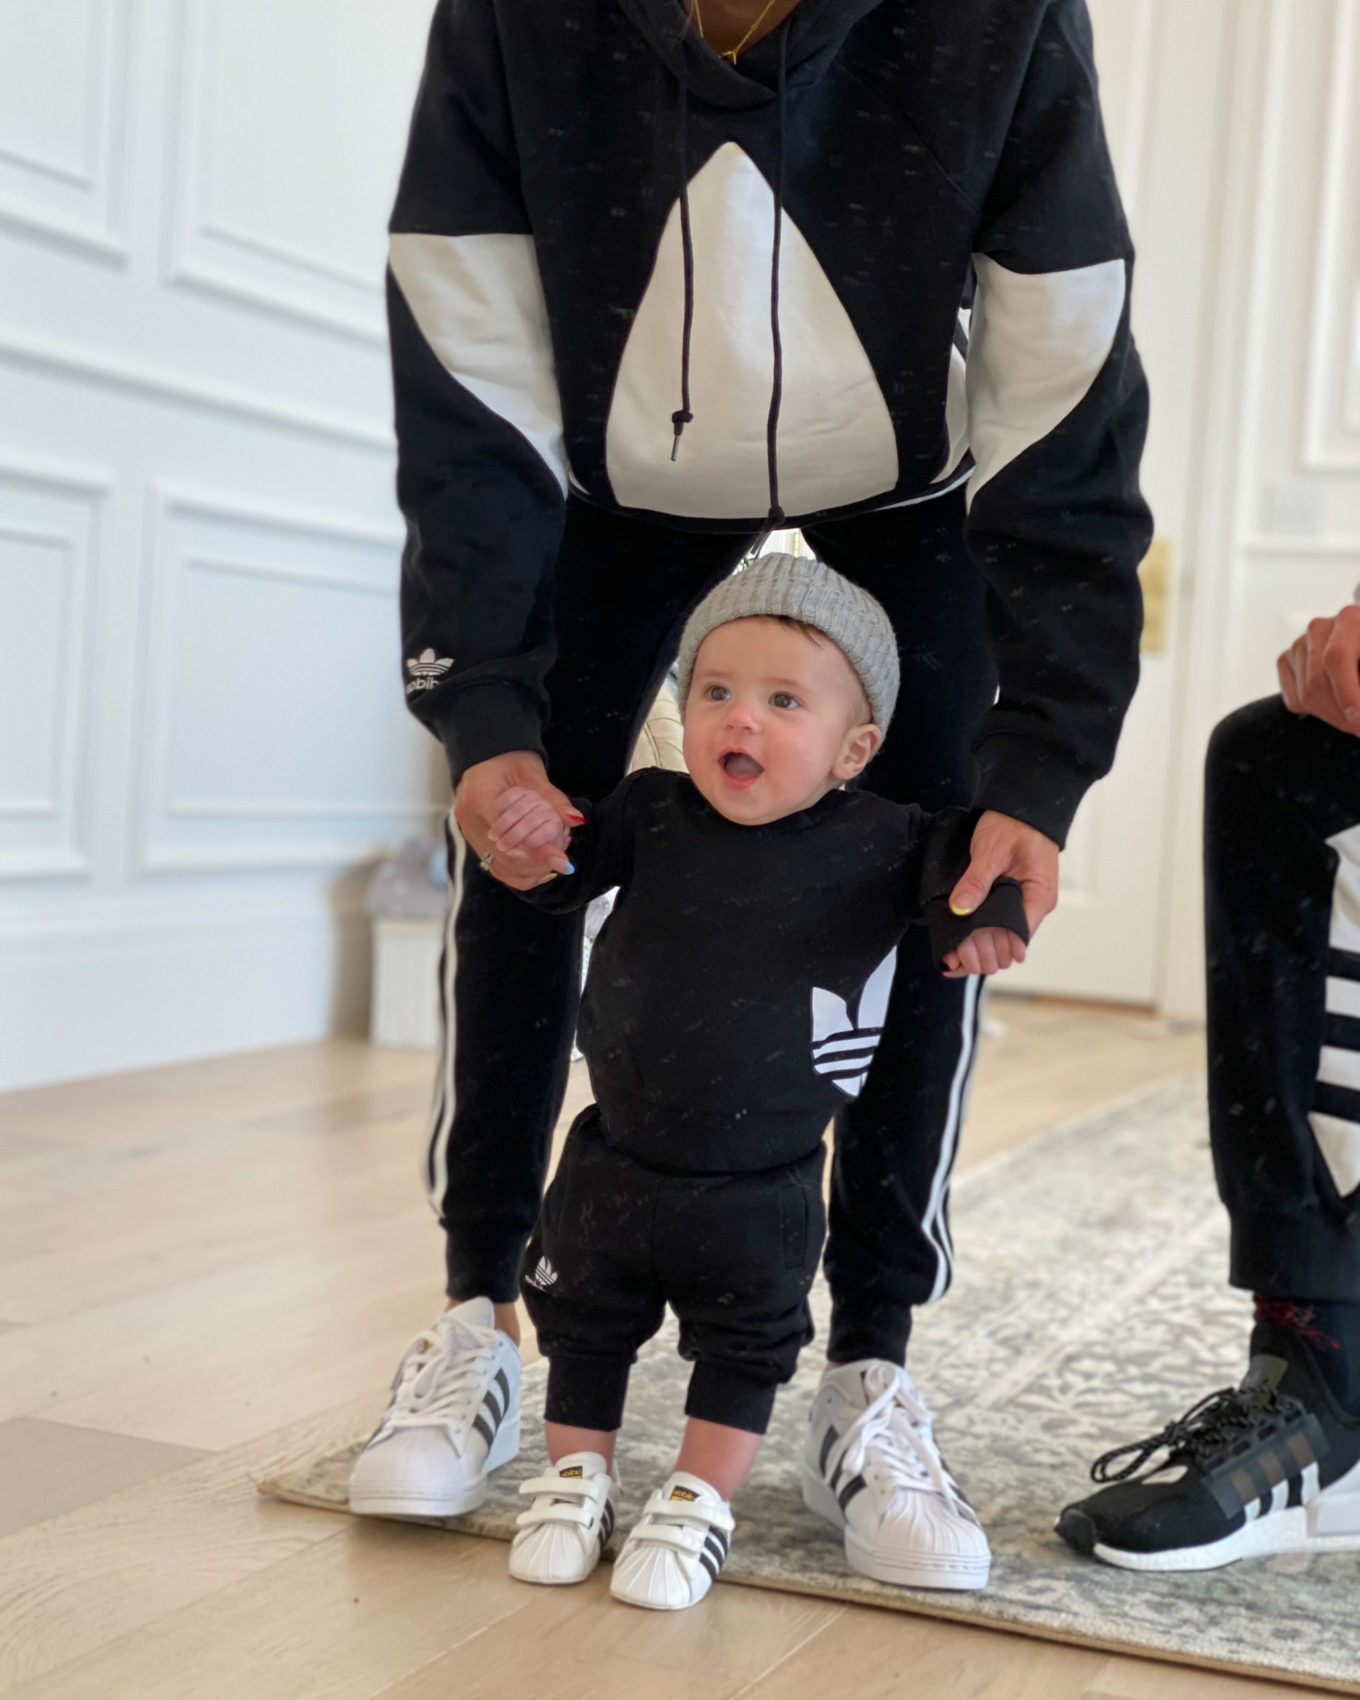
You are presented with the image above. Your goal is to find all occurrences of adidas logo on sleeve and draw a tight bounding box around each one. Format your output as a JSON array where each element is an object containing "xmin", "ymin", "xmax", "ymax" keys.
[
  {"xmin": 405, "ymin": 649, "xmax": 454, "ymax": 694},
  {"xmin": 526, "ymin": 1255, "xmax": 559, "ymax": 1291}
]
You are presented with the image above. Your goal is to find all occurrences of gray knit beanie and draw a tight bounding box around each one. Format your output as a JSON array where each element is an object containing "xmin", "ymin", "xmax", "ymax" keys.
[{"xmin": 676, "ymin": 553, "xmax": 900, "ymax": 730}]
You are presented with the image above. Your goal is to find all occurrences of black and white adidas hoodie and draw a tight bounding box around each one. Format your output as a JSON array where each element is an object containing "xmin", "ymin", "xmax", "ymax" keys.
[
  {"xmin": 390, "ymin": 0, "xmax": 1152, "ymax": 846},
  {"xmin": 518, "ymin": 767, "xmax": 1027, "ymax": 1173}
]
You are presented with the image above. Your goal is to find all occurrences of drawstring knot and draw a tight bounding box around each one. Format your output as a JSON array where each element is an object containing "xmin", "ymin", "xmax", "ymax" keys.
[{"xmin": 670, "ymin": 408, "xmax": 694, "ymax": 460}]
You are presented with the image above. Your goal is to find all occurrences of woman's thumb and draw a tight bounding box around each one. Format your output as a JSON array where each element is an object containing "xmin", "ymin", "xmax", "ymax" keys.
[{"xmin": 949, "ymin": 853, "xmax": 1000, "ymax": 916}]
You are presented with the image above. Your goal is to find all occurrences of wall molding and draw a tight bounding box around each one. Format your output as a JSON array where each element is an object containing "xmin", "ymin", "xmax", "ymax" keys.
[
  {"xmin": 161, "ymin": 0, "xmax": 387, "ymax": 345},
  {"xmin": 0, "ymin": 452, "xmax": 112, "ymax": 883},
  {"xmin": 0, "ymin": 322, "xmax": 394, "ymax": 451},
  {"xmin": 0, "ymin": 0, "xmax": 133, "ymax": 263},
  {"xmin": 133, "ymin": 482, "xmax": 436, "ymax": 875}
]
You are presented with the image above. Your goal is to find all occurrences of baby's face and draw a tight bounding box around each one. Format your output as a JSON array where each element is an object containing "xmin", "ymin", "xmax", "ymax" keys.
[{"xmin": 682, "ymin": 617, "xmax": 882, "ymax": 826}]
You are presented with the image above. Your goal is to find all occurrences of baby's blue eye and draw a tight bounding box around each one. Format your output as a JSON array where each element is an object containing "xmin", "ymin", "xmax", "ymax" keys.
[
  {"xmin": 705, "ymin": 684, "xmax": 729, "ymax": 701},
  {"xmin": 771, "ymin": 692, "xmax": 799, "ymax": 710}
]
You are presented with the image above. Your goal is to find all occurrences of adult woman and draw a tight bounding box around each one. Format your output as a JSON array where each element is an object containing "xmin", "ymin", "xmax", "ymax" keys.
[{"xmin": 350, "ymin": 0, "xmax": 1151, "ymax": 1586}]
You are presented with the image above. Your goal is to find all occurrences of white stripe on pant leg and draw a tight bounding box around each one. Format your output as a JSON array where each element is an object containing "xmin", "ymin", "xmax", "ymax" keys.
[
  {"xmin": 935, "ymin": 977, "xmax": 986, "ymax": 1276},
  {"xmin": 1311, "ymin": 821, "xmax": 1360, "ymax": 1197},
  {"xmin": 1319, "ymin": 1045, "xmax": 1360, "ymax": 1092},
  {"xmin": 923, "ymin": 975, "xmax": 982, "ymax": 1304},
  {"xmin": 424, "ymin": 820, "xmax": 468, "ymax": 1216},
  {"xmin": 1325, "ymin": 823, "xmax": 1360, "ymax": 954},
  {"xmin": 932, "ymin": 976, "xmax": 985, "ymax": 1282},
  {"xmin": 1327, "ymin": 977, "xmax": 1360, "ymax": 1019}
]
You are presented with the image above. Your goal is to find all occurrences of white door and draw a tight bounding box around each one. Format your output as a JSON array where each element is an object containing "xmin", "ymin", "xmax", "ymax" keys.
[
  {"xmin": 0, "ymin": 0, "xmax": 443, "ymax": 1089},
  {"xmin": 994, "ymin": 0, "xmax": 1233, "ymax": 1004}
]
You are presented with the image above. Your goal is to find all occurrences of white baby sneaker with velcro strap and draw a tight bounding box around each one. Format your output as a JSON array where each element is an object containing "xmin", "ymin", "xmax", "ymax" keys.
[
  {"xmin": 348, "ymin": 1297, "xmax": 520, "ymax": 1519},
  {"xmin": 610, "ymin": 1471, "xmax": 735, "ymax": 1610},
  {"xmin": 803, "ymin": 1359, "xmax": 990, "ymax": 1590},
  {"xmin": 509, "ymin": 1451, "xmax": 618, "ymax": 1585}
]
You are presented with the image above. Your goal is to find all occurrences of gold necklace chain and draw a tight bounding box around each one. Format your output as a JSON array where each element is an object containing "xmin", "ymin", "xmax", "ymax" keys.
[{"xmin": 690, "ymin": 0, "xmax": 783, "ymax": 64}]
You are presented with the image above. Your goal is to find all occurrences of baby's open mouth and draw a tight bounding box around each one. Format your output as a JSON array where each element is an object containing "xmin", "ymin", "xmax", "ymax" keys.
[{"xmin": 720, "ymin": 751, "xmax": 764, "ymax": 780}]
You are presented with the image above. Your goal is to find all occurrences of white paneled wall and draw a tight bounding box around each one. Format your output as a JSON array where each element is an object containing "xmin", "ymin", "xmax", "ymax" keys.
[{"xmin": 0, "ymin": 0, "xmax": 443, "ymax": 1088}]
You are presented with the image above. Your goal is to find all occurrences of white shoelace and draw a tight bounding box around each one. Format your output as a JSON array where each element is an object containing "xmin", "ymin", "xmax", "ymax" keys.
[
  {"xmin": 377, "ymin": 1316, "xmax": 499, "ymax": 1444},
  {"xmin": 836, "ymin": 1367, "xmax": 959, "ymax": 1511}
]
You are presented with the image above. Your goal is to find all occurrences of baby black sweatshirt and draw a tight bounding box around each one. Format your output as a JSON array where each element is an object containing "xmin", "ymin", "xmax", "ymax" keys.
[{"xmin": 520, "ymin": 768, "xmax": 1027, "ymax": 1174}]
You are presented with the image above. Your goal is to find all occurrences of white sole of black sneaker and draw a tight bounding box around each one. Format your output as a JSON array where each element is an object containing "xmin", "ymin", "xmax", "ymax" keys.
[
  {"xmin": 1091, "ymin": 1458, "xmax": 1360, "ymax": 1572},
  {"xmin": 349, "ymin": 1414, "xmax": 520, "ymax": 1519},
  {"xmin": 800, "ymin": 1465, "xmax": 991, "ymax": 1591}
]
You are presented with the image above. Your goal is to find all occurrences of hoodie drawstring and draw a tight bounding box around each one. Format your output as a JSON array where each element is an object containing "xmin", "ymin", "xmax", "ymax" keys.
[
  {"xmin": 672, "ymin": 57, "xmax": 696, "ymax": 461},
  {"xmin": 671, "ymin": 24, "xmax": 788, "ymax": 529},
  {"xmin": 764, "ymin": 28, "xmax": 787, "ymax": 526}
]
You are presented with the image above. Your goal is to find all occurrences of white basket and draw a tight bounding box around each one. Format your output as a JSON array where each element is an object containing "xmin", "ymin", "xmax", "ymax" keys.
[{"xmin": 370, "ymin": 917, "xmax": 445, "ymax": 1050}]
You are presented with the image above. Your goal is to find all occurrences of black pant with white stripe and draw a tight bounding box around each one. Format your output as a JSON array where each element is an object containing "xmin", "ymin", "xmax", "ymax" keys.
[
  {"xmin": 428, "ymin": 491, "xmax": 996, "ymax": 1364},
  {"xmin": 1207, "ymin": 697, "xmax": 1360, "ymax": 1300}
]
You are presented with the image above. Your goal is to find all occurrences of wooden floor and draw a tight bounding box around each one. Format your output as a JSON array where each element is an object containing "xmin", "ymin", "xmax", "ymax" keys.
[{"xmin": 0, "ymin": 998, "xmax": 1327, "ymax": 1699}]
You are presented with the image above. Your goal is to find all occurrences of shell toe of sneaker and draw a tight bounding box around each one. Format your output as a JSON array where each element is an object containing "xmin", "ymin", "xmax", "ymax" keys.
[
  {"xmin": 509, "ymin": 1453, "xmax": 617, "ymax": 1586},
  {"xmin": 348, "ymin": 1425, "xmax": 490, "ymax": 1518},
  {"xmin": 846, "ymin": 1502, "xmax": 991, "ymax": 1590},
  {"xmin": 610, "ymin": 1542, "xmax": 714, "ymax": 1610}
]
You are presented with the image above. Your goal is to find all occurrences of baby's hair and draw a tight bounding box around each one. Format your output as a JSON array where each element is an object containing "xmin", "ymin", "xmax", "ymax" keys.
[{"xmin": 766, "ymin": 615, "xmax": 874, "ymax": 726}]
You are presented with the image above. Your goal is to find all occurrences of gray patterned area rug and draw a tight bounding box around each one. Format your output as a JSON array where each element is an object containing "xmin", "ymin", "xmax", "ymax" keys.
[{"xmin": 259, "ymin": 1075, "xmax": 1360, "ymax": 1693}]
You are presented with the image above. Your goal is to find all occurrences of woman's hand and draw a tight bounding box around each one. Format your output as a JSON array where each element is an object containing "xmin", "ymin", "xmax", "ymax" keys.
[
  {"xmin": 948, "ymin": 810, "xmax": 1060, "ymax": 940},
  {"xmin": 453, "ymin": 751, "xmax": 582, "ymax": 891}
]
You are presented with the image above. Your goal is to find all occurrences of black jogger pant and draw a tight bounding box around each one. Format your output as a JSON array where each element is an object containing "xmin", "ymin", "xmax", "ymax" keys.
[
  {"xmin": 521, "ymin": 1109, "xmax": 826, "ymax": 1434},
  {"xmin": 1208, "ymin": 697, "xmax": 1360, "ymax": 1300},
  {"xmin": 425, "ymin": 490, "xmax": 996, "ymax": 1363}
]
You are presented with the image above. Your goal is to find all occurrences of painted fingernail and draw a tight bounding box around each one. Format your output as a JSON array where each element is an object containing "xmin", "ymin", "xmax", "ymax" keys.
[
  {"xmin": 564, "ymin": 861, "xmax": 575, "ymax": 874},
  {"xmin": 949, "ymin": 902, "xmax": 973, "ymax": 916}
]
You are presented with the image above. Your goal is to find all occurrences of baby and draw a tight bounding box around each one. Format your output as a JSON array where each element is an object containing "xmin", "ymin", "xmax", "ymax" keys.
[{"xmin": 488, "ymin": 555, "xmax": 1026, "ymax": 1610}]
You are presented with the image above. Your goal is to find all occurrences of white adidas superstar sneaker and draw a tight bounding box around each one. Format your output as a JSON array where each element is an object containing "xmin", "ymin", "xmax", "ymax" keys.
[
  {"xmin": 509, "ymin": 1451, "xmax": 618, "ymax": 1585},
  {"xmin": 348, "ymin": 1297, "xmax": 520, "ymax": 1519},
  {"xmin": 803, "ymin": 1360, "xmax": 990, "ymax": 1590},
  {"xmin": 610, "ymin": 1471, "xmax": 734, "ymax": 1610}
]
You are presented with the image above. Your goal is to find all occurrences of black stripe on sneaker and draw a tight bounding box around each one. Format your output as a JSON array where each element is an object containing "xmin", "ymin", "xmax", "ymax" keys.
[
  {"xmin": 495, "ymin": 1368, "xmax": 511, "ymax": 1410},
  {"xmin": 699, "ymin": 1548, "xmax": 721, "ymax": 1582},
  {"xmin": 472, "ymin": 1412, "xmax": 495, "ymax": 1448},
  {"xmin": 1258, "ymin": 1486, "xmax": 1273, "ymax": 1517},
  {"xmin": 704, "ymin": 1532, "xmax": 725, "ymax": 1565},
  {"xmin": 818, "ymin": 1426, "xmax": 839, "ymax": 1476},
  {"xmin": 838, "ymin": 1475, "xmax": 867, "ymax": 1511},
  {"xmin": 484, "ymin": 1382, "xmax": 504, "ymax": 1425},
  {"xmin": 1287, "ymin": 1473, "xmax": 1304, "ymax": 1510},
  {"xmin": 711, "ymin": 1525, "xmax": 730, "ymax": 1556},
  {"xmin": 1330, "ymin": 948, "xmax": 1360, "ymax": 983},
  {"xmin": 601, "ymin": 1503, "xmax": 615, "ymax": 1543}
]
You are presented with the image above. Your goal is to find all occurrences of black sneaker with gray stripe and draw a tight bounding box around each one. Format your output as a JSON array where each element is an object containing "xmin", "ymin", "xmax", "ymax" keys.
[{"xmin": 1057, "ymin": 1322, "xmax": 1360, "ymax": 1570}]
